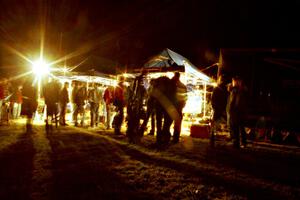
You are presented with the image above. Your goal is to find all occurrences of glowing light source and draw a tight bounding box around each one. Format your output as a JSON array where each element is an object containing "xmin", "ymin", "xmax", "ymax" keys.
[{"xmin": 32, "ymin": 59, "xmax": 49, "ymax": 76}]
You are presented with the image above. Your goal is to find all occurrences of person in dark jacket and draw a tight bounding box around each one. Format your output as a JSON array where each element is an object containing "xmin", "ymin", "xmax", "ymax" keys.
[
  {"xmin": 227, "ymin": 76, "xmax": 248, "ymax": 148},
  {"xmin": 59, "ymin": 82, "xmax": 69, "ymax": 126},
  {"xmin": 103, "ymin": 86, "xmax": 113, "ymax": 129},
  {"xmin": 71, "ymin": 81, "xmax": 78, "ymax": 123},
  {"xmin": 43, "ymin": 79, "xmax": 60, "ymax": 127},
  {"xmin": 74, "ymin": 82, "xmax": 87, "ymax": 126},
  {"xmin": 88, "ymin": 83, "xmax": 101, "ymax": 127},
  {"xmin": 21, "ymin": 77, "xmax": 38, "ymax": 132},
  {"xmin": 171, "ymin": 72, "xmax": 187, "ymax": 143},
  {"xmin": 113, "ymin": 77, "xmax": 125, "ymax": 135},
  {"xmin": 210, "ymin": 75, "xmax": 228, "ymax": 146}
]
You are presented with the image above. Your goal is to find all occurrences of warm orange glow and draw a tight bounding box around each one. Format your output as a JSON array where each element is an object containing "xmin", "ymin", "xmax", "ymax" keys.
[{"xmin": 32, "ymin": 59, "xmax": 50, "ymax": 76}]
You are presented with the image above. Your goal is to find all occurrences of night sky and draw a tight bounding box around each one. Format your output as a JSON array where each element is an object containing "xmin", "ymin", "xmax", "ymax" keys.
[{"xmin": 0, "ymin": 0, "xmax": 300, "ymax": 75}]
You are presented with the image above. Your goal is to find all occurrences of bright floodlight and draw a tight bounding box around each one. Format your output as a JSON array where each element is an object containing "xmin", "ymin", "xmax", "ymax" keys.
[{"xmin": 32, "ymin": 59, "xmax": 49, "ymax": 76}]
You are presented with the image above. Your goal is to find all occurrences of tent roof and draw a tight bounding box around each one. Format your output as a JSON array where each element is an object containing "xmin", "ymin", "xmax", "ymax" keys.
[{"xmin": 144, "ymin": 48, "xmax": 213, "ymax": 82}]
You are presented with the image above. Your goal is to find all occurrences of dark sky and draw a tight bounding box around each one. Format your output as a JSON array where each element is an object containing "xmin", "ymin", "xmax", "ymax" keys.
[{"xmin": 0, "ymin": 0, "xmax": 299, "ymax": 74}]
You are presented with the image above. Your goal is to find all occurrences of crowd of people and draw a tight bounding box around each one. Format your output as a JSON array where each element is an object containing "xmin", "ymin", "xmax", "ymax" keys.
[
  {"xmin": 0, "ymin": 76, "xmax": 123, "ymax": 133},
  {"xmin": 0, "ymin": 78, "xmax": 23, "ymax": 125},
  {"xmin": 0, "ymin": 72, "xmax": 188, "ymax": 146},
  {"xmin": 211, "ymin": 75, "xmax": 248, "ymax": 149},
  {"xmin": 126, "ymin": 71, "xmax": 187, "ymax": 145},
  {"xmin": 1, "ymin": 73, "xmax": 298, "ymax": 148}
]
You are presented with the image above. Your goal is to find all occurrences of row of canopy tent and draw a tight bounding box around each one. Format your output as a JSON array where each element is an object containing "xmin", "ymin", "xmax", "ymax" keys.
[
  {"xmin": 143, "ymin": 48, "xmax": 214, "ymax": 84},
  {"xmin": 140, "ymin": 48, "xmax": 216, "ymax": 135},
  {"xmin": 54, "ymin": 48, "xmax": 215, "ymax": 116},
  {"xmin": 141, "ymin": 48, "xmax": 215, "ymax": 118},
  {"xmin": 51, "ymin": 48, "xmax": 215, "ymax": 135}
]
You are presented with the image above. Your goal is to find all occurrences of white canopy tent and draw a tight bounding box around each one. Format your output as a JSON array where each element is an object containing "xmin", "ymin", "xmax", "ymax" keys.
[{"xmin": 144, "ymin": 48, "xmax": 214, "ymax": 84}]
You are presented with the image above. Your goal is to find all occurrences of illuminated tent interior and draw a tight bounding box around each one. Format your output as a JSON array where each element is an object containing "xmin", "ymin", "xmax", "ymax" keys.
[
  {"xmin": 143, "ymin": 48, "xmax": 215, "ymax": 117},
  {"xmin": 140, "ymin": 49, "xmax": 216, "ymax": 135},
  {"xmin": 144, "ymin": 48, "xmax": 213, "ymax": 83},
  {"xmin": 55, "ymin": 69, "xmax": 117, "ymax": 87}
]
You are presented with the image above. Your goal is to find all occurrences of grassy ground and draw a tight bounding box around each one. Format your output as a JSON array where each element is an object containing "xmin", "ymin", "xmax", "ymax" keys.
[{"xmin": 0, "ymin": 122, "xmax": 299, "ymax": 200}]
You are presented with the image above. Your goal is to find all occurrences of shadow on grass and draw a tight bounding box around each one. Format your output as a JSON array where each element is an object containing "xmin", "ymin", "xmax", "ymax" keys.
[
  {"xmin": 0, "ymin": 132, "xmax": 35, "ymax": 200},
  {"xmin": 47, "ymin": 130, "xmax": 155, "ymax": 200},
  {"xmin": 100, "ymin": 132, "xmax": 300, "ymax": 200}
]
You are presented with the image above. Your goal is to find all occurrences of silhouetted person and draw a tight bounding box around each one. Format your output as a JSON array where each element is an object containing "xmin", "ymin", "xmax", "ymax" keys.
[
  {"xmin": 103, "ymin": 86, "xmax": 113, "ymax": 129},
  {"xmin": 149, "ymin": 76, "xmax": 176, "ymax": 145},
  {"xmin": 43, "ymin": 78, "xmax": 60, "ymax": 128},
  {"xmin": 74, "ymin": 82, "xmax": 87, "ymax": 126},
  {"xmin": 71, "ymin": 81, "xmax": 78, "ymax": 123},
  {"xmin": 21, "ymin": 78, "xmax": 37, "ymax": 132},
  {"xmin": 59, "ymin": 82, "xmax": 69, "ymax": 126},
  {"xmin": 88, "ymin": 83, "xmax": 101, "ymax": 127},
  {"xmin": 171, "ymin": 72, "xmax": 187, "ymax": 143},
  {"xmin": 227, "ymin": 76, "xmax": 248, "ymax": 148},
  {"xmin": 113, "ymin": 76, "xmax": 125, "ymax": 135},
  {"xmin": 210, "ymin": 75, "xmax": 228, "ymax": 146},
  {"xmin": 12, "ymin": 85, "xmax": 23, "ymax": 119},
  {"xmin": 0, "ymin": 78, "xmax": 5, "ymax": 123},
  {"xmin": 144, "ymin": 90, "xmax": 156, "ymax": 136}
]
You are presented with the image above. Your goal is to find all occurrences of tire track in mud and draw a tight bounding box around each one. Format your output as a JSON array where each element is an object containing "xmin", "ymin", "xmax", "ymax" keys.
[
  {"xmin": 116, "ymin": 143, "xmax": 297, "ymax": 200},
  {"xmin": 47, "ymin": 126, "xmax": 154, "ymax": 200},
  {"xmin": 29, "ymin": 126, "xmax": 53, "ymax": 200},
  {"xmin": 0, "ymin": 127, "xmax": 35, "ymax": 200},
  {"xmin": 0, "ymin": 124, "xmax": 26, "ymax": 151},
  {"xmin": 82, "ymin": 128, "xmax": 300, "ymax": 200},
  {"xmin": 68, "ymin": 128, "xmax": 246, "ymax": 199}
]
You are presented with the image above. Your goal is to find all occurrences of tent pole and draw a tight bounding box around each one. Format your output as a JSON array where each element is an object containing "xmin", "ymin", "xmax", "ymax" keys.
[{"xmin": 203, "ymin": 82, "xmax": 207, "ymax": 118}]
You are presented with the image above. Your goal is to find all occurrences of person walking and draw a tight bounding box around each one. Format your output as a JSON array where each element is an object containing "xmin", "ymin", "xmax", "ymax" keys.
[
  {"xmin": 171, "ymin": 72, "xmax": 187, "ymax": 143},
  {"xmin": 227, "ymin": 76, "xmax": 248, "ymax": 148},
  {"xmin": 113, "ymin": 77, "xmax": 125, "ymax": 135},
  {"xmin": 71, "ymin": 81, "xmax": 79, "ymax": 123},
  {"xmin": 59, "ymin": 82, "xmax": 69, "ymax": 126},
  {"xmin": 43, "ymin": 79, "xmax": 60, "ymax": 128},
  {"xmin": 21, "ymin": 77, "xmax": 38, "ymax": 132},
  {"xmin": 210, "ymin": 75, "xmax": 228, "ymax": 146},
  {"xmin": 103, "ymin": 86, "xmax": 113, "ymax": 129},
  {"xmin": 88, "ymin": 83, "xmax": 101, "ymax": 127},
  {"xmin": 74, "ymin": 82, "xmax": 87, "ymax": 126}
]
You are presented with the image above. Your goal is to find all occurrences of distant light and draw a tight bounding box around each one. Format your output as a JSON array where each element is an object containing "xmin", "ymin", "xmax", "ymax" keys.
[
  {"xmin": 32, "ymin": 59, "xmax": 49, "ymax": 76},
  {"xmin": 62, "ymin": 67, "xmax": 68, "ymax": 73}
]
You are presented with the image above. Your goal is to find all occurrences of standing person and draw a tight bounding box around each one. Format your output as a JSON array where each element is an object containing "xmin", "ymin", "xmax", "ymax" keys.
[
  {"xmin": 210, "ymin": 75, "xmax": 228, "ymax": 146},
  {"xmin": 171, "ymin": 72, "xmax": 187, "ymax": 143},
  {"xmin": 0, "ymin": 79, "xmax": 10, "ymax": 123},
  {"xmin": 71, "ymin": 81, "xmax": 78, "ymax": 123},
  {"xmin": 0, "ymin": 78, "xmax": 5, "ymax": 123},
  {"xmin": 12, "ymin": 85, "xmax": 23, "ymax": 119},
  {"xmin": 43, "ymin": 79, "xmax": 60, "ymax": 128},
  {"xmin": 21, "ymin": 77, "xmax": 38, "ymax": 132},
  {"xmin": 113, "ymin": 76, "xmax": 125, "ymax": 135},
  {"xmin": 59, "ymin": 82, "xmax": 69, "ymax": 126},
  {"xmin": 140, "ymin": 79, "xmax": 156, "ymax": 136},
  {"xmin": 88, "ymin": 83, "xmax": 101, "ymax": 127},
  {"xmin": 74, "ymin": 82, "xmax": 87, "ymax": 126},
  {"xmin": 145, "ymin": 95, "xmax": 156, "ymax": 136},
  {"xmin": 227, "ymin": 76, "xmax": 248, "ymax": 149},
  {"xmin": 103, "ymin": 86, "xmax": 113, "ymax": 129}
]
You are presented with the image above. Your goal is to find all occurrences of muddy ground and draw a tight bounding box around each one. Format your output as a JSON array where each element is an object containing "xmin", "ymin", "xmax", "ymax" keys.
[{"xmin": 0, "ymin": 122, "xmax": 299, "ymax": 200}]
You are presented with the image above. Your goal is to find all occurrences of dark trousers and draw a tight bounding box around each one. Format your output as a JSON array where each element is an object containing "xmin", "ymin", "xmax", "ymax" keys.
[
  {"xmin": 60, "ymin": 103, "xmax": 67, "ymax": 125},
  {"xmin": 114, "ymin": 105, "xmax": 124, "ymax": 134},
  {"xmin": 210, "ymin": 114, "xmax": 226, "ymax": 145},
  {"xmin": 90, "ymin": 102, "xmax": 99, "ymax": 127},
  {"xmin": 74, "ymin": 104, "xmax": 85, "ymax": 126},
  {"xmin": 173, "ymin": 112, "xmax": 183, "ymax": 142},
  {"xmin": 230, "ymin": 123, "xmax": 247, "ymax": 148},
  {"xmin": 156, "ymin": 105, "xmax": 172, "ymax": 144},
  {"xmin": 149, "ymin": 111, "xmax": 155, "ymax": 134}
]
